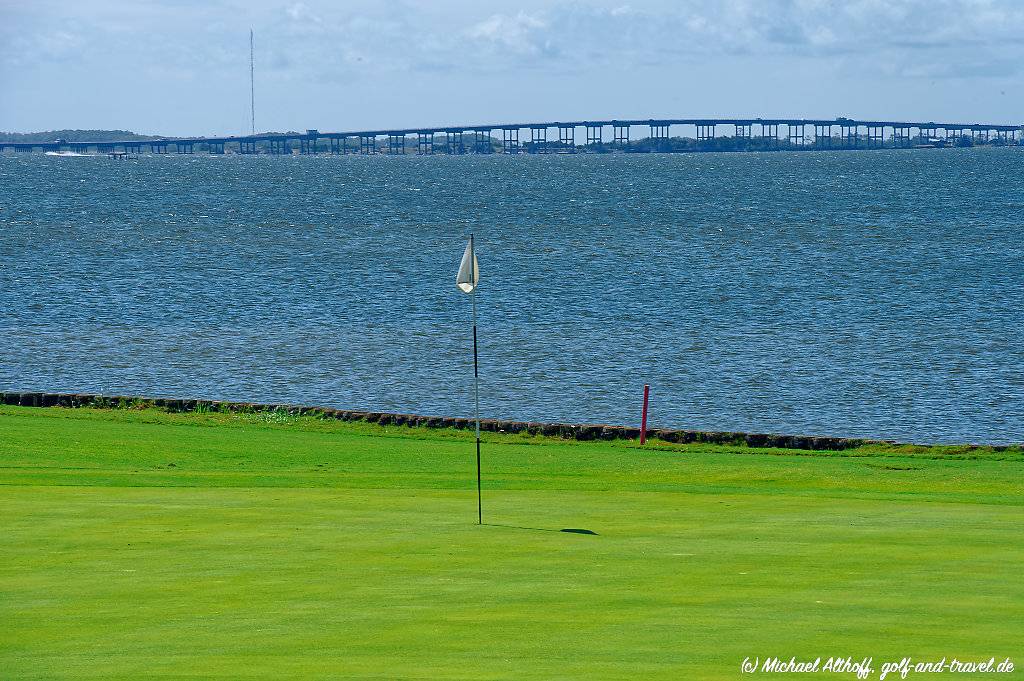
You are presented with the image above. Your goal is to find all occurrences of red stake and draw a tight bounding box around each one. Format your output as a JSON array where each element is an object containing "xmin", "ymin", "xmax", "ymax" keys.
[{"xmin": 640, "ymin": 384, "xmax": 650, "ymax": 445}]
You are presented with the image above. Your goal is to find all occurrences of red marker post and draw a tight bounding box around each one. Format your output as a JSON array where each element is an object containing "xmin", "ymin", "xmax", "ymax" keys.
[{"xmin": 639, "ymin": 384, "xmax": 650, "ymax": 445}]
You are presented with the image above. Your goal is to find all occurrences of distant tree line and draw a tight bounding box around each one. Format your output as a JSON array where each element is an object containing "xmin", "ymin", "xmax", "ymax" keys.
[{"xmin": 0, "ymin": 130, "xmax": 159, "ymax": 143}]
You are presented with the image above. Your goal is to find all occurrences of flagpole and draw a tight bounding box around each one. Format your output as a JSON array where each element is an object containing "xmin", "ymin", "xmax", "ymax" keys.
[{"xmin": 470, "ymin": 234, "xmax": 482, "ymax": 525}]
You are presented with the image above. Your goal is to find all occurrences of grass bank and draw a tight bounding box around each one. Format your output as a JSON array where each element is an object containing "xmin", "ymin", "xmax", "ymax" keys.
[{"xmin": 1, "ymin": 405, "xmax": 1021, "ymax": 679}]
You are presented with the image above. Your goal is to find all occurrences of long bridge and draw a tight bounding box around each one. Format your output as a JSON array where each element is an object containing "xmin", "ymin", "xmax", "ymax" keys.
[{"xmin": 3, "ymin": 117, "xmax": 1022, "ymax": 155}]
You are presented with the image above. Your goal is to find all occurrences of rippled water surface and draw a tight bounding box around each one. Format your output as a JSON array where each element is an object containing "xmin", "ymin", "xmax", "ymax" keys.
[{"xmin": 1, "ymin": 149, "xmax": 1022, "ymax": 443}]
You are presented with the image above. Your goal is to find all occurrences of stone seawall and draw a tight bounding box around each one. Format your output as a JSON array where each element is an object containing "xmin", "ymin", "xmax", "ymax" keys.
[{"xmin": 0, "ymin": 391, "xmax": 895, "ymax": 452}]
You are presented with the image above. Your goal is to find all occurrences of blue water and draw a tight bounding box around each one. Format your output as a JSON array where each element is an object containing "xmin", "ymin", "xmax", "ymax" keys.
[{"xmin": 1, "ymin": 149, "xmax": 1022, "ymax": 443}]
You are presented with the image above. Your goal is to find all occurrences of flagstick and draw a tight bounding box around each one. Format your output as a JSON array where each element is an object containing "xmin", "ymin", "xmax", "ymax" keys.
[{"xmin": 470, "ymin": 235, "xmax": 482, "ymax": 525}]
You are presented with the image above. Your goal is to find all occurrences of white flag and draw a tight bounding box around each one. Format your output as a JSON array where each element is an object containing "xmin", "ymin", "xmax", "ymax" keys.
[{"xmin": 456, "ymin": 238, "xmax": 480, "ymax": 293}]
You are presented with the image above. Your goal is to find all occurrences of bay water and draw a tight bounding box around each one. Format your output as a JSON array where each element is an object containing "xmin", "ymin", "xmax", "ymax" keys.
[{"xmin": 1, "ymin": 148, "xmax": 1021, "ymax": 443}]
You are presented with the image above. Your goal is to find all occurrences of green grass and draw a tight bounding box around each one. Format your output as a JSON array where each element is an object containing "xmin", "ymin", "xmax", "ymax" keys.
[{"xmin": 1, "ymin": 405, "xmax": 1021, "ymax": 680}]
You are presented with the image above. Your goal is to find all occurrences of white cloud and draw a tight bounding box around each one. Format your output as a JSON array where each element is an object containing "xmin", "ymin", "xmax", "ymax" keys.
[
  {"xmin": 2, "ymin": 0, "xmax": 1023, "ymax": 133},
  {"xmin": 467, "ymin": 12, "xmax": 551, "ymax": 58},
  {"xmin": 5, "ymin": 0, "xmax": 1024, "ymax": 78}
]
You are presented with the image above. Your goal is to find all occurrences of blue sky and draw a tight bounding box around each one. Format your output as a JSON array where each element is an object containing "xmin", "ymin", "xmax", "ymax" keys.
[{"xmin": 1, "ymin": 0, "xmax": 1022, "ymax": 135}]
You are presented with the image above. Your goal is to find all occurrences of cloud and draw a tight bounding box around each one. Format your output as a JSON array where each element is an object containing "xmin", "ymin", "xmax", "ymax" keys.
[
  {"xmin": 468, "ymin": 12, "xmax": 544, "ymax": 40},
  {"xmin": 462, "ymin": 12, "xmax": 563, "ymax": 66},
  {"xmin": 4, "ymin": 0, "xmax": 1024, "ymax": 83},
  {"xmin": 3, "ymin": 0, "xmax": 1022, "ymax": 133},
  {"xmin": 1, "ymin": 30, "xmax": 85, "ymax": 67},
  {"xmin": 285, "ymin": 2, "xmax": 317, "ymax": 22}
]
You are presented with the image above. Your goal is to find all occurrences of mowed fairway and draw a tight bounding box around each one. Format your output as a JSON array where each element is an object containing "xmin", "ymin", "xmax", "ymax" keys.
[{"xmin": 1, "ymin": 406, "xmax": 1022, "ymax": 680}]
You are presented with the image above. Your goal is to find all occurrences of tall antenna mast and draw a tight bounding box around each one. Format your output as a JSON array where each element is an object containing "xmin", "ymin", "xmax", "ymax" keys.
[{"xmin": 249, "ymin": 28, "xmax": 255, "ymax": 135}]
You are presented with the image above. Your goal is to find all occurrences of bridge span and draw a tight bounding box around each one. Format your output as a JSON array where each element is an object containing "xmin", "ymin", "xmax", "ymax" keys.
[{"xmin": 3, "ymin": 117, "xmax": 1022, "ymax": 155}]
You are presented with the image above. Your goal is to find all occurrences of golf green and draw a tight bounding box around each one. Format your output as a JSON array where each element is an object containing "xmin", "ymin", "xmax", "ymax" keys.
[{"xmin": 1, "ymin": 406, "xmax": 1021, "ymax": 679}]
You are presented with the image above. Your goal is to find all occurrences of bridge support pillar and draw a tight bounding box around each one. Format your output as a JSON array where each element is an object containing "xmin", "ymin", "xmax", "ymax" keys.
[
  {"xmin": 557, "ymin": 125, "xmax": 575, "ymax": 152},
  {"xmin": 176, "ymin": 142, "xmax": 194, "ymax": 154},
  {"xmin": 895, "ymin": 127, "xmax": 912, "ymax": 148},
  {"xmin": 613, "ymin": 123, "xmax": 629, "ymax": 147},
  {"xmin": 360, "ymin": 136, "xmax": 376, "ymax": 154},
  {"xmin": 814, "ymin": 124, "xmax": 831, "ymax": 147},
  {"xmin": 417, "ymin": 132, "xmax": 433, "ymax": 155},
  {"xmin": 585, "ymin": 125, "xmax": 602, "ymax": 147},
  {"xmin": 445, "ymin": 131, "xmax": 464, "ymax": 154},
  {"xmin": 649, "ymin": 123, "xmax": 669, "ymax": 151},
  {"xmin": 529, "ymin": 127, "xmax": 547, "ymax": 154},
  {"xmin": 734, "ymin": 124, "xmax": 752, "ymax": 149},
  {"xmin": 473, "ymin": 131, "xmax": 491, "ymax": 154},
  {"xmin": 696, "ymin": 124, "xmax": 715, "ymax": 144},
  {"xmin": 788, "ymin": 124, "xmax": 804, "ymax": 148},
  {"xmin": 240, "ymin": 140, "xmax": 257, "ymax": 154},
  {"xmin": 760, "ymin": 123, "xmax": 779, "ymax": 149},
  {"xmin": 152, "ymin": 142, "xmax": 168, "ymax": 154},
  {"xmin": 502, "ymin": 128, "xmax": 519, "ymax": 154},
  {"xmin": 840, "ymin": 125, "xmax": 857, "ymax": 148},
  {"xmin": 387, "ymin": 134, "xmax": 405, "ymax": 155},
  {"xmin": 867, "ymin": 125, "xmax": 884, "ymax": 148},
  {"xmin": 208, "ymin": 141, "xmax": 225, "ymax": 154}
]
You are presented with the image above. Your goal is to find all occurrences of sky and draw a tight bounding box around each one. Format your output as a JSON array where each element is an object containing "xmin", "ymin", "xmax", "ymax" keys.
[{"xmin": 1, "ymin": 0, "xmax": 1022, "ymax": 136}]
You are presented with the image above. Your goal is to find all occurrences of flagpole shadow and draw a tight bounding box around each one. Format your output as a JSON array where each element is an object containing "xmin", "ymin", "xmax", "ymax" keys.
[{"xmin": 482, "ymin": 523, "xmax": 598, "ymax": 535}]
